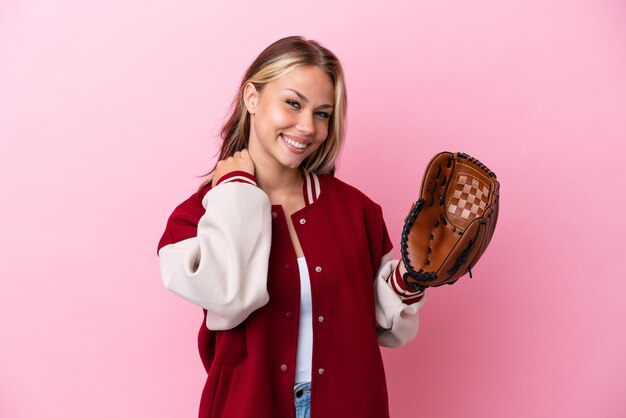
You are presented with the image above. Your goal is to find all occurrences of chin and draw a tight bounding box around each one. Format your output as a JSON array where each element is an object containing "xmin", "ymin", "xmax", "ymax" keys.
[
  {"xmin": 279, "ymin": 159, "xmax": 303, "ymax": 169},
  {"xmin": 276, "ymin": 149, "xmax": 309, "ymax": 169}
]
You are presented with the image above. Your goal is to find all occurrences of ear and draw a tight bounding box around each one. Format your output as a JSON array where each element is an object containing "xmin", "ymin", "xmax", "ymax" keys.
[{"xmin": 243, "ymin": 82, "xmax": 260, "ymax": 115}]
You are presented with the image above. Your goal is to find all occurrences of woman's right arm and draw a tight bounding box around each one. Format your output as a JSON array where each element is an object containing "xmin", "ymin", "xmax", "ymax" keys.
[{"xmin": 157, "ymin": 170, "xmax": 272, "ymax": 331}]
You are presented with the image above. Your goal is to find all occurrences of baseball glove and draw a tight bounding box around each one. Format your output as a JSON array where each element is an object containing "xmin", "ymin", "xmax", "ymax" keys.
[{"xmin": 400, "ymin": 152, "xmax": 500, "ymax": 292}]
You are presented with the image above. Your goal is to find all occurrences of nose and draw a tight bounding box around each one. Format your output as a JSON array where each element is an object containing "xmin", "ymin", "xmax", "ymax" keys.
[{"xmin": 296, "ymin": 111, "xmax": 315, "ymax": 136}]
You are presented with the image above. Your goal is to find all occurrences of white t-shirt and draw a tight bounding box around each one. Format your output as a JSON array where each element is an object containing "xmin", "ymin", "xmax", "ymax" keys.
[{"xmin": 295, "ymin": 256, "xmax": 313, "ymax": 384}]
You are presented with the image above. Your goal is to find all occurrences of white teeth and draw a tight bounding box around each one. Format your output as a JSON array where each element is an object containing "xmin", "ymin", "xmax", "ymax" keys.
[{"xmin": 282, "ymin": 135, "xmax": 307, "ymax": 149}]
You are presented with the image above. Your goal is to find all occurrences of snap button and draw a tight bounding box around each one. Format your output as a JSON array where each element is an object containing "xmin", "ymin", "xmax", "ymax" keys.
[
  {"xmin": 285, "ymin": 262, "xmax": 293, "ymax": 271},
  {"xmin": 318, "ymin": 368, "xmax": 325, "ymax": 374},
  {"xmin": 315, "ymin": 266, "xmax": 322, "ymax": 272},
  {"xmin": 285, "ymin": 311, "xmax": 294, "ymax": 320},
  {"xmin": 318, "ymin": 315, "xmax": 324, "ymax": 322},
  {"xmin": 271, "ymin": 211, "xmax": 278, "ymax": 219},
  {"xmin": 280, "ymin": 364, "xmax": 288, "ymax": 372},
  {"xmin": 299, "ymin": 218, "xmax": 306, "ymax": 224},
  {"xmin": 296, "ymin": 389, "xmax": 304, "ymax": 398}
]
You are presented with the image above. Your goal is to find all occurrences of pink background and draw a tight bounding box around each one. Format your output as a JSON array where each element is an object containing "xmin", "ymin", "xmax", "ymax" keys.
[{"xmin": 1, "ymin": 0, "xmax": 625, "ymax": 417}]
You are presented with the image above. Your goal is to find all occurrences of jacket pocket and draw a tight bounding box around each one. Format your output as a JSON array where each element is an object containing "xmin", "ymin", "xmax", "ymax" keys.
[
  {"xmin": 209, "ymin": 364, "xmax": 235, "ymax": 418},
  {"xmin": 214, "ymin": 321, "xmax": 247, "ymax": 366}
]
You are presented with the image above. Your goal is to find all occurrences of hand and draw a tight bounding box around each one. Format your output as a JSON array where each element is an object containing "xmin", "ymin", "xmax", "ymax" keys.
[{"xmin": 211, "ymin": 149, "xmax": 256, "ymax": 188}]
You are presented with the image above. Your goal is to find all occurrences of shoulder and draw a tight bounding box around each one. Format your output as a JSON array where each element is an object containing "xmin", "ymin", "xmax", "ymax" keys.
[
  {"xmin": 319, "ymin": 173, "xmax": 394, "ymax": 259},
  {"xmin": 156, "ymin": 182, "xmax": 213, "ymax": 254},
  {"xmin": 320, "ymin": 174, "xmax": 383, "ymax": 211},
  {"xmin": 172, "ymin": 182, "xmax": 213, "ymax": 225}
]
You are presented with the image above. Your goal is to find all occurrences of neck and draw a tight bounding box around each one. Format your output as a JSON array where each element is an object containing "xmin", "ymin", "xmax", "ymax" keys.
[
  {"xmin": 254, "ymin": 158, "xmax": 303, "ymax": 204},
  {"xmin": 254, "ymin": 164, "xmax": 302, "ymax": 195}
]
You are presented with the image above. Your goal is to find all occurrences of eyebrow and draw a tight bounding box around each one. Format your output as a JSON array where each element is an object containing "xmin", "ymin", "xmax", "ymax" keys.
[{"xmin": 285, "ymin": 89, "xmax": 334, "ymax": 109}]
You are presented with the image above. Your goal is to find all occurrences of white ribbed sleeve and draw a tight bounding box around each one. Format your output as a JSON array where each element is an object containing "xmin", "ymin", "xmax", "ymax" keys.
[
  {"xmin": 158, "ymin": 182, "xmax": 272, "ymax": 330},
  {"xmin": 374, "ymin": 251, "xmax": 427, "ymax": 348}
]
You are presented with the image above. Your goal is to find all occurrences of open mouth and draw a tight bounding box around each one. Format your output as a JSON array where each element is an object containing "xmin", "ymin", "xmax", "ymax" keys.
[{"xmin": 280, "ymin": 134, "xmax": 309, "ymax": 154}]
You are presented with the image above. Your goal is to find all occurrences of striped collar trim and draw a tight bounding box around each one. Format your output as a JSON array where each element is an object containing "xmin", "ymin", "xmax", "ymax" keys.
[{"xmin": 301, "ymin": 169, "xmax": 321, "ymax": 206}]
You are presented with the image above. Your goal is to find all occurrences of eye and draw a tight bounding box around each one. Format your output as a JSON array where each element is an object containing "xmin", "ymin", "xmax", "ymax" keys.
[
  {"xmin": 286, "ymin": 99, "xmax": 331, "ymax": 119},
  {"xmin": 286, "ymin": 99, "xmax": 301, "ymax": 109}
]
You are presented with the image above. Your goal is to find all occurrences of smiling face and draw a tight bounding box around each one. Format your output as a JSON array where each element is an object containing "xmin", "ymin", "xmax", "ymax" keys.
[{"xmin": 244, "ymin": 65, "xmax": 335, "ymax": 171}]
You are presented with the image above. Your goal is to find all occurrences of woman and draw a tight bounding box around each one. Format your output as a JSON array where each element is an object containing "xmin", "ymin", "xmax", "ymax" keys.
[{"xmin": 157, "ymin": 35, "xmax": 426, "ymax": 418}]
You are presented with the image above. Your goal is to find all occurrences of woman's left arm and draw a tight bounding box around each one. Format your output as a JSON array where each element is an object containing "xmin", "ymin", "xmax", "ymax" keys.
[{"xmin": 374, "ymin": 250, "xmax": 426, "ymax": 348}]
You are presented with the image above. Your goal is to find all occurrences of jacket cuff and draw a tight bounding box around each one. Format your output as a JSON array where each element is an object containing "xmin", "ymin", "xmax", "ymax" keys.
[
  {"xmin": 388, "ymin": 263, "xmax": 424, "ymax": 305},
  {"xmin": 215, "ymin": 171, "xmax": 257, "ymax": 187}
]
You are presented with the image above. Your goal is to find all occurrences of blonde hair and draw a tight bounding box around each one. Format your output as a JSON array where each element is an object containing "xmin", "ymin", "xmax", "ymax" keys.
[{"xmin": 196, "ymin": 35, "xmax": 347, "ymax": 192}]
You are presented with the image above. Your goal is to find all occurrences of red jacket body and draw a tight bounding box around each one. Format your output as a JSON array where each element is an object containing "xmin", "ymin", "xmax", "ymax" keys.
[{"xmin": 157, "ymin": 169, "xmax": 424, "ymax": 418}]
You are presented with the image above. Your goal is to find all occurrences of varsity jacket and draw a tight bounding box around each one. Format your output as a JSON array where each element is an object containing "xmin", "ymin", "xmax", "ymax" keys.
[{"xmin": 157, "ymin": 168, "xmax": 426, "ymax": 418}]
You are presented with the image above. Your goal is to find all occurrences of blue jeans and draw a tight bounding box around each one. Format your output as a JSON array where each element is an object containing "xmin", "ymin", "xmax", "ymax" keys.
[{"xmin": 294, "ymin": 381, "xmax": 311, "ymax": 418}]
